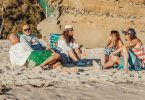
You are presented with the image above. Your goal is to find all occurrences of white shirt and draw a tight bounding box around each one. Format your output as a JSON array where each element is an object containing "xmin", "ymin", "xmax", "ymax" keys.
[
  {"xmin": 57, "ymin": 40, "xmax": 68, "ymax": 49},
  {"xmin": 58, "ymin": 40, "xmax": 79, "ymax": 49},
  {"xmin": 9, "ymin": 43, "xmax": 33, "ymax": 66}
]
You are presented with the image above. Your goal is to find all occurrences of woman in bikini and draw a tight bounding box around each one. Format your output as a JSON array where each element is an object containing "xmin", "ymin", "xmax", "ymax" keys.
[
  {"xmin": 101, "ymin": 30, "xmax": 123, "ymax": 67},
  {"xmin": 101, "ymin": 28, "xmax": 145, "ymax": 72}
]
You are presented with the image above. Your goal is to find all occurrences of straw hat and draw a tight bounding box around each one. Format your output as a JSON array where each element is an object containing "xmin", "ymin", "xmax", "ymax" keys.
[{"xmin": 64, "ymin": 25, "xmax": 74, "ymax": 31}]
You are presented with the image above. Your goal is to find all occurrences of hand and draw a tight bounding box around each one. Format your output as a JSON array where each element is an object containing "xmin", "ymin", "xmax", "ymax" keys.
[
  {"xmin": 31, "ymin": 39, "xmax": 37, "ymax": 44},
  {"xmin": 110, "ymin": 53, "xmax": 115, "ymax": 58},
  {"xmin": 47, "ymin": 48, "xmax": 55, "ymax": 53},
  {"xmin": 46, "ymin": 47, "xmax": 51, "ymax": 50}
]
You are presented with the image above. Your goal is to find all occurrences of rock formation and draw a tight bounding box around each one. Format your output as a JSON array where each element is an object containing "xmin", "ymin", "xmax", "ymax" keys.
[{"xmin": 38, "ymin": 0, "xmax": 145, "ymax": 48}]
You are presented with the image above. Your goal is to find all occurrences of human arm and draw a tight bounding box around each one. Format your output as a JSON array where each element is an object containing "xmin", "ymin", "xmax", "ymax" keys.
[
  {"xmin": 111, "ymin": 46, "xmax": 124, "ymax": 56},
  {"xmin": 111, "ymin": 40, "xmax": 124, "ymax": 55},
  {"xmin": 119, "ymin": 40, "xmax": 124, "ymax": 47},
  {"xmin": 46, "ymin": 44, "xmax": 55, "ymax": 53},
  {"xmin": 72, "ymin": 39, "xmax": 80, "ymax": 49},
  {"xmin": 124, "ymin": 40, "xmax": 136, "ymax": 48},
  {"xmin": 23, "ymin": 43, "xmax": 33, "ymax": 51},
  {"xmin": 111, "ymin": 40, "xmax": 136, "ymax": 56}
]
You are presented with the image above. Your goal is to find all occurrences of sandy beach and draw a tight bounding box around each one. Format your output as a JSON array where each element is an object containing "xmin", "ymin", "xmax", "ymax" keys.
[
  {"xmin": 0, "ymin": 40, "xmax": 145, "ymax": 100},
  {"xmin": 1, "ymin": 0, "xmax": 145, "ymax": 100}
]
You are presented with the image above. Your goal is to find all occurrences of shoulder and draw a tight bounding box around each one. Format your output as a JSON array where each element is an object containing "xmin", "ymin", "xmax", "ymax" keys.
[
  {"xmin": 135, "ymin": 38, "xmax": 142, "ymax": 46},
  {"xmin": 132, "ymin": 38, "xmax": 140, "ymax": 44},
  {"xmin": 72, "ymin": 38, "xmax": 77, "ymax": 43},
  {"xmin": 125, "ymin": 39, "xmax": 138, "ymax": 48},
  {"xmin": 20, "ymin": 43, "xmax": 30, "ymax": 47},
  {"xmin": 59, "ymin": 35, "xmax": 64, "ymax": 40},
  {"xmin": 9, "ymin": 44, "xmax": 20, "ymax": 52},
  {"xmin": 9, "ymin": 45, "xmax": 14, "ymax": 52},
  {"xmin": 15, "ymin": 43, "xmax": 28, "ymax": 47}
]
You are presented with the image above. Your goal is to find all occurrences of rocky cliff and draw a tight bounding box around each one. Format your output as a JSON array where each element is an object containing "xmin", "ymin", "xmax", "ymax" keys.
[{"xmin": 38, "ymin": 0, "xmax": 145, "ymax": 48}]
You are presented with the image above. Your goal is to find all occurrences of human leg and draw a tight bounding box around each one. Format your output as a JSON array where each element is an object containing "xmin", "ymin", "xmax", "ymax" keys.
[
  {"xmin": 101, "ymin": 54, "xmax": 109, "ymax": 66},
  {"xmin": 68, "ymin": 50, "xmax": 79, "ymax": 61},
  {"xmin": 40, "ymin": 53, "xmax": 60, "ymax": 68},
  {"xmin": 103, "ymin": 56, "xmax": 120, "ymax": 69},
  {"xmin": 74, "ymin": 48, "xmax": 81, "ymax": 59},
  {"xmin": 121, "ymin": 46, "xmax": 129, "ymax": 70}
]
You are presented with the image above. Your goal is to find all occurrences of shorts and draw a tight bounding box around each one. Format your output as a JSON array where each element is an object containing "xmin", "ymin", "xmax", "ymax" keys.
[{"xmin": 26, "ymin": 50, "xmax": 52, "ymax": 67}]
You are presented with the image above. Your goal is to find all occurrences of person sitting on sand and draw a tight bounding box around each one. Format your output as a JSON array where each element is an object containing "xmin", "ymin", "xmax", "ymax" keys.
[
  {"xmin": 9, "ymin": 34, "xmax": 78, "ymax": 73},
  {"xmin": 57, "ymin": 25, "xmax": 85, "ymax": 66},
  {"xmin": 20, "ymin": 23, "xmax": 46, "ymax": 51},
  {"xmin": 98, "ymin": 28, "xmax": 145, "ymax": 72},
  {"xmin": 101, "ymin": 30, "xmax": 123, "ymax": 67}
]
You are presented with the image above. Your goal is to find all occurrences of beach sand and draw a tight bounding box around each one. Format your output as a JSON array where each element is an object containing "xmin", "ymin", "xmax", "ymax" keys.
[{"xmin": 1, "ymin": 40, "xmax": 145, "ymax": 100}]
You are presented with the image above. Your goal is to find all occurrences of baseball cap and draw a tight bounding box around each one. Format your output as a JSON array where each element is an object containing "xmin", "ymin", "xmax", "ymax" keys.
[{"xmin": 122, "ymin": 28, "xmax": 136, "ymax": 36}]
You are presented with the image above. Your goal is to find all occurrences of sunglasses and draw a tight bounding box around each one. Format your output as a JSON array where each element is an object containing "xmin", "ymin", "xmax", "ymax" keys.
[
  {"xmin": 125, "ymin": 33, "xmax": 129, "ymax": 35},
  {"xmin": 23, "ymin": 28, "xmax": 30, "ymax": 32}
]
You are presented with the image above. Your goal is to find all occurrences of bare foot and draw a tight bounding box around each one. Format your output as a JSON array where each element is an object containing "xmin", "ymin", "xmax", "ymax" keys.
[
  {"xmin": 52, "ymin": 62, "xmax": 62, "ymax": 69},
  {"xmin": 62, "ymin": 67, "xmax": 79, "ymax": 73},
  {"xmin": 32, "ymin": 67, "xmax": 42, "ymax": 72},
  {"xmin": 91, "ymin": 60, "xmax": 102, "ymax": 71},
  {"xmin": 124, "ymin": 69, "xmax": 129, "ymax": 73}
]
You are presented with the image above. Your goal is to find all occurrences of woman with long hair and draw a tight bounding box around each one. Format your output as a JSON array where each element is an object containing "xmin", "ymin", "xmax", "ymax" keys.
[
  {"xmin": 57, "ymin": 25, "xmax": 85, "ymax": 66},
  {"xmin": 97, "ymin": 28, "xmax": 145, "ymax": 72},
  {"xmin": 101, "ymin": 30, "xmax": 123, "ymax": 66}
]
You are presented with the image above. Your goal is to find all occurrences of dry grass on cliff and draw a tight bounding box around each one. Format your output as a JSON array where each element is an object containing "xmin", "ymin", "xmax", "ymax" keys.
[{"xmin": 0, "ymin": 0, "xmax": 45, "ymax": 38}]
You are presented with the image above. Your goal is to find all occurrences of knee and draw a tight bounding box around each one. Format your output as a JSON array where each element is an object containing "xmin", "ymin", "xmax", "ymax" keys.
[
  {"xmin": 74, "ymin": 48, "xmax": 80, "ymax": 52},
  {"xmin": 122, "ymin": 46, "xmax": 127, "ymax": 51},
  {"xmin": 53, "ymin": 53, "xmax": 60, "ymax": 59},
  {"xmin": 112, "ymin": 56, "xmax": 119, "ymax": 63}
]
